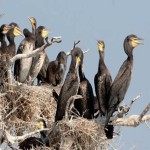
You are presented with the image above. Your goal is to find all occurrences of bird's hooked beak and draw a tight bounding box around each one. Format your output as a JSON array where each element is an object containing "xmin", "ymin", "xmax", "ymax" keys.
[
  {"xmin": 13, "ymin": 26, "xmax": 24, "ymax": 37},
  {"xmin": 28, "ymin": 17, "xmax": 36, "ymax": 27},
  {"xmin": 131, "ymin": 37, "xmax": 143, "ymax": 47},
  {"xmin": 97, "ymin": 40, "xmax": 104, "ymax": 52},
  {"xmin": 41, "ymin": 28, "xmax": 49, "ymax": 38},
  {"xmin": 2, "ymin": 25, "xmax": 12, "ymax": 34},
  {"xmin": 75, "ymin": 56, "xmax": 81, "ymax": 69}
]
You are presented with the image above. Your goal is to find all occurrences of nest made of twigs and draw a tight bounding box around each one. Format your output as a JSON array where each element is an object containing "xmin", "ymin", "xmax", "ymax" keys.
[
  {"xmin": 0, "ymin": 83, "xmax": 111, "ymax": 150},
  {"xmin": 0, "ymin": 83, "xmax": 57, "ymax": 136}
]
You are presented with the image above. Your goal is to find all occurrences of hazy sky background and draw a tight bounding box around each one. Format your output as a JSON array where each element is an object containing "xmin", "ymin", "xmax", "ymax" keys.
[{"xmin": 0, "ymin": 0, "xmax": 150, "ymax": 149}]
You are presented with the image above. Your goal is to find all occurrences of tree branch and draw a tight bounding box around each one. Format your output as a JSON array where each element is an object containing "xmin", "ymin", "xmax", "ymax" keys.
[
  {"xmin": 4, "ymin": 128, "xmax": 50, "ymax": 144},
  {"xmin": 113, "ymin": 103, "xmax": 150, "ymax": 127},
  {"xmin": 113, "ymin": 94, "xmax": 141, "ymax": 120},
  {"xmin": 65, "ymin": 95, "xmax": 83, "ymax": 120},
  {"xmin": 73, "ymin": 40, "xmax": 80, "ymax": 48}
]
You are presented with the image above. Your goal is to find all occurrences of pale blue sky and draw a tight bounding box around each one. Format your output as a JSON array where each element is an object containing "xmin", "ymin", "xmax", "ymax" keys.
[{"xmin": 0, "ymin": 0, "xmax": 150, "ymax": 149}]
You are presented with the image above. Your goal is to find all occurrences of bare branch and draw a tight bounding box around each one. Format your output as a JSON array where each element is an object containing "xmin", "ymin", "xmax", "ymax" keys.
[
  {"xmin": 73, "ymin": 40, "xmax": 80, "ymax": 48},
  {"xmin": 83, "ymin": 49, "xmax": 90, "ymax": 54},
  {"xmin": 65, "ymin": 95, "xmax": 82, "ymax": 120},
  {"xmin": 112, "ymin": 100, "xmax": 150, "ymax": 127},
  {"xmin": 4, "ymin": 128, "xmax": 50, "ymax": 144},
  {"xmin": 139, "ymin": 103, "xmax": 150, "ymax": 122},
  {"xmin": 112, "ymin": 94, "xmax": 141, "ymax": 121}
]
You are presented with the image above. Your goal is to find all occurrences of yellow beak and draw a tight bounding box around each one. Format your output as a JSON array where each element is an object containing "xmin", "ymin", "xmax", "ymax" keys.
[
  {"xmin": 13, "ymin": 27, "xmax": 24, "ymax": 37},
  {"xmin": 41, "ymin": 28, "xmax": 49, "ymax": 38},
  {"xmin": 2, "ymin": 25, "xmax": 12, "ymax": 34}
]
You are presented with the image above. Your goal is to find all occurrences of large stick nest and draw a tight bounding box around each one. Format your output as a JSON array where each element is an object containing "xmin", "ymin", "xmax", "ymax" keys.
[
  {"xmin": 0, "ymin": 84, "xmax": 57, "ymax": 135},
  {"xmin": 0, "ymin": 83, "xmax": 110, "ymax": 150}
]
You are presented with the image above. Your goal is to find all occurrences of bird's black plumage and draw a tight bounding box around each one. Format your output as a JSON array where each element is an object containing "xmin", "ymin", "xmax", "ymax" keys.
[
  {"xmin": 105, "ymin": 35, "xmax": 143, "ymax": 131},
  {"xmin": 0, "ymin": 24, "xmax": 12, "ymax": 87},
  {"xmin": 35, "ymin": 26, "xmax": 49, "ymax": 84},
  {"xmin": 46, "ymin": 51, "xmax": 67, "ymax": 86},
  {"xmin": 6, "ymin": 23, "xmax": 22, "ymax": 58},
  {"xmin": 74, "ymin": 49, "xmax": 95, "ymax": 119},
  {"xmin": 0, "ymin": 24, "xmax": 11, "ymax": 56},
  {"xmin": 14, "ymin": 28, "xmax": 35, "ymax": 83},
  {"xmin": 26, "ymin": 26, "xmax": 49, "ymax": 85},
  {"xmin": 94, "ymin": 40, "xmax": 112, "ymax": 116},
  {"xmin": 55, "ymin": 47, "xmax": 82, "ymax": 122}
]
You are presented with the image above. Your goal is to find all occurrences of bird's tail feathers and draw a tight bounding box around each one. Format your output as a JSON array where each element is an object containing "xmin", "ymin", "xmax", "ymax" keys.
[{"xmin": 105, "ymin": 124, "xmax": 114, "ymax": 139}]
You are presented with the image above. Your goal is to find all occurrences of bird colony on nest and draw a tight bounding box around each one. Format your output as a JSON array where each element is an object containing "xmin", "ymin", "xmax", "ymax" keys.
[{"xmin": 0, "ymin": 16, "xmax": 148, "ymax": 150}]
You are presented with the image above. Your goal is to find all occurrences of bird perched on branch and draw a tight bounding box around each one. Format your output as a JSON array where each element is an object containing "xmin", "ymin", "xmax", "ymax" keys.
[
  {"xmin": 14, "ymin": 17, "xmax": 36, "ymax": 83},
  {"xmin": 35, "ymin": 26, "xmax": 49, "ymax": 84},
  {"xmin": 14, "ymin": 28, "xmax": 35, "ymax": 83},
  {"xmin": 94, "ymin": 40, "xmax": 112, "ymax": 117},
  {"xmin": 6, "ymin": 22, "xmax": 23, "ymax": 58},
  {"xmin": 0, "ymin": 24, "xmax": 12, "ymax": 56},
  {"xmin": 74, "ymin": 48, "xmax": 95, "ymax": 119},
  {"xmin": 27, "ymin": 36, "xmax": 62, "ymax": 85},
  {"xmin": 105, "ymin": 35, "xmax": 143, "ymax": 138},
  {"xmin": 0, "ymin": 24, "xmax": 12, "ymax": 89},
  {"xmin": 55, "ymin": 47, "xmax": 82, "ymax": 121},
  {"xmin": 46, "ymin": 51, "xmax": 67, "ymax": 86}
]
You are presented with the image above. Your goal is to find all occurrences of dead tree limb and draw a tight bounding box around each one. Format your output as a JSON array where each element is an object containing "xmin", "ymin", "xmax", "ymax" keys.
[
  {"xmin": 113, "ymin": 103, "xmax": 150, "ymax": 127},
  {"xmin": 65, "ymin": 95, "xmax": 82, "ymax": 120},
  {"xmin": 113, "ymin": 94, "xmax": 141, "ymax": 119},
  {"xmin": 73, "ymin": 40, "xmax": 80, "ymax": 48},
  {"xmin": 4, "ymin": 128, "xmax": 50, "ymax": 144}
]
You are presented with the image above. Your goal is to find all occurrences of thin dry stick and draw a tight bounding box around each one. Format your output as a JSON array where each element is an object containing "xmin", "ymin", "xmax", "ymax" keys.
[
  {"xmin": 73, "ymin": 40, "xmax": 80, "ymax": 48},
  {"xmin": 139, "ymin": 103, "xmax": 150, "ymax": 122},
  {"xmin": 4, "ymin": 128, "xmax": 50, "ymax": 144},
  {"xmin": 115, "ymin": 94, "xmax": 141, "ymax": 119},
  {"xmin": 113, "ymin": 103, "xmax": 150, "ymax": 127}
]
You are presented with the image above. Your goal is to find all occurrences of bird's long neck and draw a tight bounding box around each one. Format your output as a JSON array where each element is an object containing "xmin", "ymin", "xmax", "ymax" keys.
[
  {"xmin": 32, "ymin": 25, "xmax": 36, "ymax": 40},
  {"xmin": 124, "ymin": 44, "xmax": 134, "ymax": 64},
  {"xmin": 79, "ymin": 63, "xmax": 85, "ymax": 81},
  {"xmin": 36, "ymin": 35, "xmax": 44, "ymax": 48},
  {"xmin": 69, "ymin": 56, "xmax": 77, "ymax": 73},
  {"xmin": 0, "ymin": 34, "xmax": 7, "ymax": 53},
  {"xmin": 7, "ymin": 33, "xmax": 15, "ymax": 46},
  {"xmin": 98, "ymin": 51, "xmax": 105, "ymax": 72}
]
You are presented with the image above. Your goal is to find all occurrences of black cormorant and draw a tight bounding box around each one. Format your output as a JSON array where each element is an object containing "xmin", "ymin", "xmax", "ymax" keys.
[
  {"xmin": 35, "ymin": 26, "xmax": 49, "ymax": 84},
  {"xmin": 74, "ymin": 49, "xmax": 95, "ymax": 119},
  {"xmin": 94, "ymin": 40, "xmax": 112, "ymax": 116},
  {"xmin": 55, "ymin": 47, "xmax": 82, "ymax": 121},
  {"xmin": 0, "ymin": 24, "xmax": 11, "ymax": 87},
  {"xmin": 0, "ymin": 24, "xmax": 11, "ymax": 56},
  {"xmin": 46, "ymin": 51, "xmax": 67, "ymax": 86},
  {"xmin": 105, "ymin": 35, "xmax": 143, "ymax": 135},
  {"xmin": 14, "ymin": 28, "xmax": 35, "ymax": 83},
  {"xmin": 6, "ymin": 23, "xmax": 22, "ymax": 58},
  {"xmin": 19, "ymin": 119, "xmax": 49, "ymax": 149}
]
